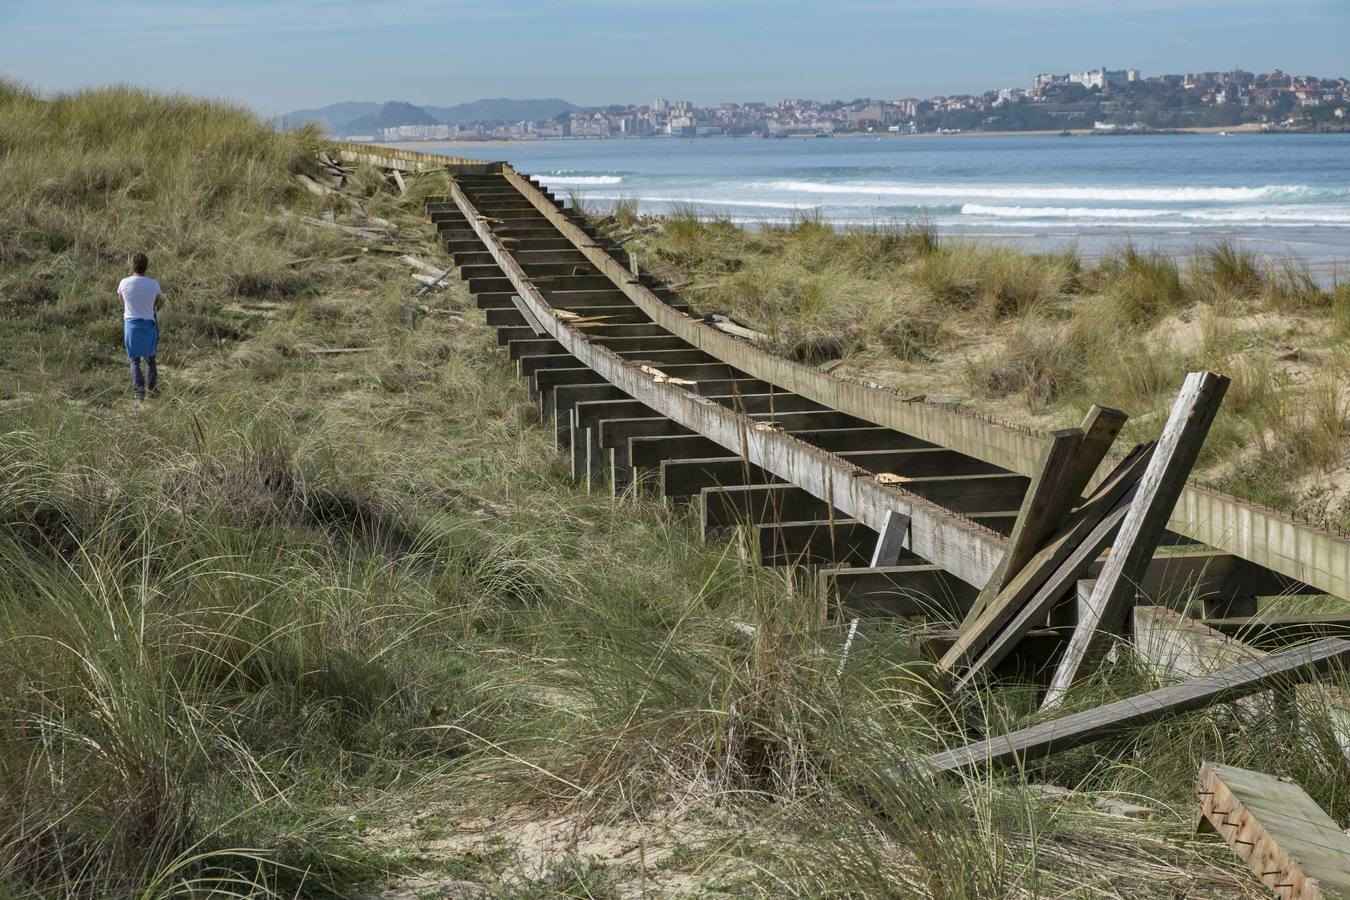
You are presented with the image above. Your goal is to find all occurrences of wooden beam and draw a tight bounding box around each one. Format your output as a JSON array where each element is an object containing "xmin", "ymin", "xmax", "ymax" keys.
[
  {"xmin": 967, "ymin": 427, "xmax": 1085, "ymax": 618},
  {"xmin": 821, "ymin": 563, "xmax": 977, "ymax": 618},
  {"xmin": 1196, "ymin": 762, "xmax": 1350, "ymax": 900},
  {"xmin": 939, "ymin": 443, "xmax": 1153, "ymax": 677},
  {"xmin": 871, "ymin": 511, "xmax": 912, "ymax": 567},
  {"xmin": 1045, "ymin": 372, "xmax": 1230, "ymax": 708},
  {"xmin": 923, "ymin": 638, "xmax": 1350, "ymax": 774},
  {"xmin": 1203, "ymin": 614, "xmax": 1350, "ymax": 649},
  {"xmin": 510, "ymin": 295, "xmax": 546, "ymax": 336}
]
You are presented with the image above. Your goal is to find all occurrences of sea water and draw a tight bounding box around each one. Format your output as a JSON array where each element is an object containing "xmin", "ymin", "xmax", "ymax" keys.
[{"xmin": 433, "ymin": 133, "xmax": 1350, "ymax": 273}]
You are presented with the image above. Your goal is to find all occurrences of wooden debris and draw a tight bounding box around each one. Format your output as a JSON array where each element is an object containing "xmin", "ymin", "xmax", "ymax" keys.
[
  {"xmin": 402, "ymin": 255, "xmax": 445, "ymax": 276},
  {"xmin": 873, "ymin": 472, "xmax": 909, "ymax": 485},
  {"xmin": 552, "ymin": 310, "xmax": 619, "ymax": 328},
  {"xmin": 923, "ymin": 638, "xmax": 1350, "ymax": 773},
  {"xmin": 968, "ymin": 406, "xmax": 1126, "ymax": 619},
  {"xmin": 704, "ymin": 313, "xmax": 767, "ymax": 343},
  {"xmin": 1045, "ymin": 371, "xmax": 1230, "ymax": 708},
  {"xmin": 1135, "ymin": 606, "xmax": 1350, "ymax": 760},
  {"xmin": 296, "ymin": 174, "xmax": 331, "ymax": 196},
  {"xmin": 1197, "ymin": 762, "xmax": 1350, "ymax": 899},
  {"xmin": 391, "ymin": 169, "xmax": 407, "ymax": 193},
  {"xmin": 1095, "ymin": 797, "xmax": 1154, "ymax": 819},
  {"xmin": 411, "ymin": 273, "xmax": 448, "ymax": 289},
  {"xmin": 298, "ymin": 216, "xmax": 389, "ymax": 243},
  {"xmin": 938, "ymin": 442, "xmax": 1154, "ymax": 680},
  {"xmin": 635, "ymin": 364, "xmax": 694, "ymax": 386}
]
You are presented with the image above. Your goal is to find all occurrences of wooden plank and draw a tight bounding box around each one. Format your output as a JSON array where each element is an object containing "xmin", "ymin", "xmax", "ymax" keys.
[
  {"xmin": 1045, "ymin": 372, "xmax": 1230, "ymax": 708},
  {"xmin": 967, "ymin": 427, "xmax": 1085, "ymax": 617},
  {"xmin": 510, "ymin": 295, "xmax": 546, "ymax": 336},
  {"xmin": 1196, "ymin": 762, "xmax": 1350, "ymax": 900},
  {"xmin": 871, "ymin": 510, "xmax": 911, "ymax": 567},
  {"xmin": 923, "ymin": 638, "xmax": 1350, "ymax": 774},
  {"xmin": 968, "ymin": 406, "xmax": 1124, "ymax": 619},
  {"xmin": 952, "ymin": 495, "xmax": 1134, "ymax": 692},
  {"xmin": 1134, "ymin": 606, "xmax": 1350, "ymax": 760},
  {"xmin": 938, "ymin": 443, "xmax": 1154, "ymax": 676}
]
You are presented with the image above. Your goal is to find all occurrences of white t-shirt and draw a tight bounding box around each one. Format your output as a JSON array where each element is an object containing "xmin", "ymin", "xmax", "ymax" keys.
[{"xmin": 118, "ymin": 275, "xmax": 160, "ymax": 321}]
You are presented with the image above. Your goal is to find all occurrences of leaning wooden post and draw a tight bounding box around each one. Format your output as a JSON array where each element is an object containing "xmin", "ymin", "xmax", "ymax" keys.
[
  {"xmin": 1043, "ymin": 371, "xmax": 1229, "ymax": 708},
  {"xmin": 966, "ymin": 405, "xmax": 1125, "ymax": 619}
]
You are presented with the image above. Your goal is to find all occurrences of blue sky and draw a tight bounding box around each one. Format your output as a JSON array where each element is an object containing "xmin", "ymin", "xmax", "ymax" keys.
[{"xmin": 2, "ymin": 0, "xmax": 1346, "ymax": 114}]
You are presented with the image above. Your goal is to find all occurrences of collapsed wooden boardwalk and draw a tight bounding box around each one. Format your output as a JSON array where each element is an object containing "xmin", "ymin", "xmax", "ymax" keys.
[
  {"xmin": 327, "ymin": 141, "xmax": 1350, "ymax": 890},
  {"xmin": 340, "ymin": 143, "xmax": 1350, "ymax": 721}
]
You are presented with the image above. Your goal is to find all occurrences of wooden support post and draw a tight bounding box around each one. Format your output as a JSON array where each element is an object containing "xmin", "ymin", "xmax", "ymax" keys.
[
  {"xmin": 1044, "ymin": 372, "xmax": 1230, "ymax": 708},
  {"xmin": 871, "ymin": 511, "xmax": 911, "ymax": 568},
  {"xmin": 1196, "ymin": 762, "xmax": 1350, "ymax": 900},
  {"xmin": 923, "ymin": 638, "xmax": 1350, "ymax": 774}
]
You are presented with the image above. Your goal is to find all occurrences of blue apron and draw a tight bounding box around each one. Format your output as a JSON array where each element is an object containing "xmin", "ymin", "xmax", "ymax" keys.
[{"xmin": 124, "ymin": 318, "xmax": 158, "ymax": 359}]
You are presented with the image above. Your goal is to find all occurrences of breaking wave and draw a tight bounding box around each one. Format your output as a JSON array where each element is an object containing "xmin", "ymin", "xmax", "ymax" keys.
[
  {"xmin": 540, "ymin": 174, "xmax": 623, "ymax": 185},
  {"xmin": 762, "ymin": 181, "xmax": 1332, "ymax": 203},
  {"xmin": 962, "ymin": 203, "xmax": 1350, "ymax": 226}
]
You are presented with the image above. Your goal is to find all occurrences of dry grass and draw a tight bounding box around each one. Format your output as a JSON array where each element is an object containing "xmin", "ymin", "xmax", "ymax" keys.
[
  {"xmin": 629, "ymin": 210, "xmax": 1350, "ymax": 523},
  {"xmin": 5, "ymin": 83, "xmax": 1347, "ymax": 899}
]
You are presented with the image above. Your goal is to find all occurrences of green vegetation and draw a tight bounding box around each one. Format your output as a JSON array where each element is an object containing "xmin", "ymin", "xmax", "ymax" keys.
[
  {"xmin": 3, "ymin": 83, "xmax": 1349, "ymax": 898},
  {"xmin": 619, "ymin": 206, "xmax": 1350, "ymax": 527}
]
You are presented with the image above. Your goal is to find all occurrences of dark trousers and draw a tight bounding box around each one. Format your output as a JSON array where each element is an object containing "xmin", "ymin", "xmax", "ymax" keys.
[{"xmin": 130, "ymin": 356, "xmax": 158, "ymax": 399}]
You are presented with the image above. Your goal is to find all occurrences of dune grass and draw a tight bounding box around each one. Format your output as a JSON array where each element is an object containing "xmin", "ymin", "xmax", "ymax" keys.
[
  {"xmin": 3, "ymin": 84, "xmax": 1348, "ymax": 897},
  {"xmin": 620, "ymin": 205, "xmax": 1350, "ymax": 525}
]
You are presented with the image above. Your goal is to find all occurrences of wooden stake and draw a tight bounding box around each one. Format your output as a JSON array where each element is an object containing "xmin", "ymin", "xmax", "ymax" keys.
[{"xmin": 1044, "ymin": 371, "xmax": 1229, "ymax": 708}]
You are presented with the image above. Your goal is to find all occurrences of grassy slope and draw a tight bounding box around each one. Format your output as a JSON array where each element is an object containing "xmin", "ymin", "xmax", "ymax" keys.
[
  {"xmin": 1, "ymin": 85, "xmax": 1345, "ymax": 898},
  {"xmin": 618, "ymin": 205, "xmax": 1350, "ymax": 527}
]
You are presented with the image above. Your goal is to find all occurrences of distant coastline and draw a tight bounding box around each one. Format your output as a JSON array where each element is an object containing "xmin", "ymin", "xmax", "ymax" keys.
[{"xmin": 385, "ymin": 123, "xmax": 1294, "ymax": 151}]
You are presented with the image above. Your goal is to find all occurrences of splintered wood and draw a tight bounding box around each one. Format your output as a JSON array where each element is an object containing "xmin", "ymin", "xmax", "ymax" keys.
[{"xmin": 1197, "ymin": 762, "xmax": 1350, "ymax": 899}]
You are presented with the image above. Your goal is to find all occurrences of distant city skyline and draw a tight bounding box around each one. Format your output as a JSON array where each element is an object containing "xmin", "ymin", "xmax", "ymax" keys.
[{"xmin": 2, "ymin": 1, "xmax": 1347, "ymax": 114}]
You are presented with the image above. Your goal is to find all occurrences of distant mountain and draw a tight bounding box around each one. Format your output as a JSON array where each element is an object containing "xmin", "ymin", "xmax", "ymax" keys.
[
  {"xmin": 422, "ymin": 98, "xmax": 579, "ymax": 124},
  {"xmin": 340, "ymin": 101, "xmax": 439, "ymax": 136},
  {"xmin": 280, "ymin": 97, "xmax": 583, "ymax": 135},
  {"xmin": 277, "ymin": 101, "xmax": 380, "ymax": 132}
]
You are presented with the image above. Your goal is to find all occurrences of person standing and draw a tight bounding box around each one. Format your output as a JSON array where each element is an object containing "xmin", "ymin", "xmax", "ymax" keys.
[{"xmin": 117, "ymin": 253, "xmax": 163, "ymax": 401}]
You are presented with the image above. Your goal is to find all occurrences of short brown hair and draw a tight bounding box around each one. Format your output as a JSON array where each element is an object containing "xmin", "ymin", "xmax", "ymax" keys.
[{"xmin": 131, "ymin": 253, "xmax": 149, "ymax": 275}]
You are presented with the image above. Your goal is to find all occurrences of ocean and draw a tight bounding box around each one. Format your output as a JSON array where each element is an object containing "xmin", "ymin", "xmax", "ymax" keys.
[{"xmin": 431, "ymin": 133, "xmax": 1350, "ymax": 273}]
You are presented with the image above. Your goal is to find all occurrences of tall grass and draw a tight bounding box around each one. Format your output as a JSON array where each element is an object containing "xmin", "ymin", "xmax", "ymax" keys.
[{"xmin": 9, "ymin": 82, "xmax": 1350, "ymax": 897}]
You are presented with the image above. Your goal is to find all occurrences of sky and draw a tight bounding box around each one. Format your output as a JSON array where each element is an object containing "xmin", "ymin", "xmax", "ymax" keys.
[{"xmin": 1, "ymin": 0, "xmax": 1347, "ymax": 115}]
